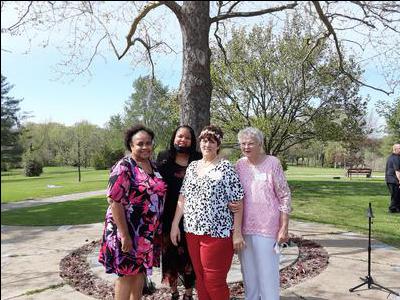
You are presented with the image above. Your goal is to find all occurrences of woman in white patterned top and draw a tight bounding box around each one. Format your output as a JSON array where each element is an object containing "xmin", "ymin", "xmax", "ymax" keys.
[
  {"xmin": 170, "ymin": 125, "xmax": 245, "ymax": 300},
  {"xmin": 233, "ymin": 127, "xmax": 292, "ymax": 300}
]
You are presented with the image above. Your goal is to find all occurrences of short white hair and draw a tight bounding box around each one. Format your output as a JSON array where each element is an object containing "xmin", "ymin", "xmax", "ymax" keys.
[{"xmin": 237, "ymin": 127, "xmax": 264, "ymax": 149}]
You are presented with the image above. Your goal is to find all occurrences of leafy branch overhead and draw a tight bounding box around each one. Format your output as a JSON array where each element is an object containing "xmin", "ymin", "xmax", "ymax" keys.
[{"xmin": 2, "ymin": 1, "xmax": 399, "ymax": 134}]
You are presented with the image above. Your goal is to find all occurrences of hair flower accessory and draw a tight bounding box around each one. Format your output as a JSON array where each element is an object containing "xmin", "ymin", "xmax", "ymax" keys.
[{"xmin": 199, "ymin": 129, "xmax": 222, "ymax": 143}]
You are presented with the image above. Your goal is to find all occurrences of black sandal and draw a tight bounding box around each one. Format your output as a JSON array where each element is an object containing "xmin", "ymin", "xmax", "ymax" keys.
[{"xmin": 171, "ymin": 291, "xmax": 180, "ymax": 300}]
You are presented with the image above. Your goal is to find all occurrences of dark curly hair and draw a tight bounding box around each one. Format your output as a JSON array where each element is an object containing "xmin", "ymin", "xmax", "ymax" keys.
[{"xmin": 124, "ymin": 124, "xmax": 155, "ymax": 152}]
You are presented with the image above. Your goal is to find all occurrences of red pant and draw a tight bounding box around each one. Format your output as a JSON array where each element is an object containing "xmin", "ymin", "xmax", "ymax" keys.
[{"xmin": 186, "ymin": 233, "xmax": 234, "ymax": 300}]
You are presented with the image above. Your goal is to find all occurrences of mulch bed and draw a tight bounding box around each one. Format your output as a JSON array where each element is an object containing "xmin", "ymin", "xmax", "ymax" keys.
[{"xmin": 60, "ymin": 236, "xmax": 329, "ymax": 299}]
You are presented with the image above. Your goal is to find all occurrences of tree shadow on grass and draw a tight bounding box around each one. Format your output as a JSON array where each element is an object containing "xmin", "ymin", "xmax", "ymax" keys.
[
  {"xmin": 1, "ymin": 196, "xmax": 107, "ymax": 227},
  {"xmin": 289, "ymin": 180, "xmax": 386, "ymax": 198}
]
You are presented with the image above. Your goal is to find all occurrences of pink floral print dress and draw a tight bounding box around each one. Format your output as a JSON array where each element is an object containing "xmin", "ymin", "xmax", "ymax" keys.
[{"xmin": 98, "ymin": 156, "xmax": 167, "ymax": 276}]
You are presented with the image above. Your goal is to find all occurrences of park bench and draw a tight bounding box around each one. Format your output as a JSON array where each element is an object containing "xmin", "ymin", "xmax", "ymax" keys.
[{"xmin": 346, "ymin": 168, "xmax": 372, "ymax": 178}]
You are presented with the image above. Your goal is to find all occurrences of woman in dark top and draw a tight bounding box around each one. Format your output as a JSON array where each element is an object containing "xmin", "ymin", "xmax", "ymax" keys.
[{"xmin": 156, "ymin": 125, "xmax": 202, "ymax": 300}]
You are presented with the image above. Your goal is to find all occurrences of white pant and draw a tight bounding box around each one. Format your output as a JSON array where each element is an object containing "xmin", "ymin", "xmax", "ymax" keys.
[{"xmin": 239, "ymin": 235, "xmax": 280, "ymax": 300}]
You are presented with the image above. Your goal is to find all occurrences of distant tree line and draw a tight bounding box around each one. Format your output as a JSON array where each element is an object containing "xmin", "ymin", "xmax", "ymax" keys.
[
  {"xmin": 377, "ymin": 98, "xmax": 400, "ymax": 144},
  {"xmin": 0, "ymin": 74, "xmax": 180, "ymax": 173}
]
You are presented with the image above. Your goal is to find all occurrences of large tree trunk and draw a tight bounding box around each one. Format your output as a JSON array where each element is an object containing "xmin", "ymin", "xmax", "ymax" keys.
[{"xmin": 178, "ymin": 2, "xmax": 211, "ymax": 137}]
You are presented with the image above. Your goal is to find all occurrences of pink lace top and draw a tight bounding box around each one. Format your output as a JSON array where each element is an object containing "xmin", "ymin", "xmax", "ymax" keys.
[{"xmin": 235, "ymin": 155, "xmax": 291, "ymax": 238}]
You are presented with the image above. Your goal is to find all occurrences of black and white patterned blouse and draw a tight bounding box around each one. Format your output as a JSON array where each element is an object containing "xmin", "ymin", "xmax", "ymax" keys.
[{"xmin": 180, "ymin": 159, "xmax": 244, "ymax": 238}]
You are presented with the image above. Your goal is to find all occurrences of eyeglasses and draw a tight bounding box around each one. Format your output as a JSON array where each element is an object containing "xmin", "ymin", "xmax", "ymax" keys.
[{"xmin": 239, "ymin": 142, "xmax": 256, "ymax": 148}]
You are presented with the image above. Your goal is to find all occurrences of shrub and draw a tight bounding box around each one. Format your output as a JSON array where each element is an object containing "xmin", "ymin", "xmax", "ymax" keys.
[
  {"xmin": 24, "ymin": 159, "xmax": 43, "ymax": 177},
  {"xmin": 280, "ymin": 158, "xmax": 288, "ymax": 171},
  {"xmin": 92, "ymin": 147, "xmax": 124, "ymax": 170},
  {"xmin": 277, "ymin": 155, "xmax": 288, "ymax": 171},
  {"xmin": 1, "ymin": 163, "xmax": 9, "ymax": 171}
]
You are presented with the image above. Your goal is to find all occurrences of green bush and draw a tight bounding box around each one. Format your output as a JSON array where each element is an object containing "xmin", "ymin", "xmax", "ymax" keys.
[
  {"xmin": 280, "ymin": 157, "xmax": 288, "ymax": 171},
  {"xmin": 92, "ymin": 154, "xmax": 106, "ymax": 170},
  {"xmin": 276, "ymin": 155, "xmax": 288, "ymax": 171},
  {"xmin": 24, "ymin": 159, "xmax": 43, "ymax": 177},
  {"xmin": 1, "ymin": 163, "xmax": 9, "ymax": 171},
  {"xmin": 92, "ymin": 147, "xmax": 124, "ymax": 170},
  {"xmin": 221, "ymin": 147, "xmax": 241, "ymax": 163}
]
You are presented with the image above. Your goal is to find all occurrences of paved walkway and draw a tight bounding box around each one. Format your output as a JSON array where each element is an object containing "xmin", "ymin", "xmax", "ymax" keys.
[
  {"xmin": 1, "ymin": 192, "xmax": 400, "ymax": 300},
  {"xmin": 87, "ymin": 239, "xmax": 299, "ymax": 289},
  {"xmin": 1, "ymin": 190, "xmax": 106, "ymax": 212}
]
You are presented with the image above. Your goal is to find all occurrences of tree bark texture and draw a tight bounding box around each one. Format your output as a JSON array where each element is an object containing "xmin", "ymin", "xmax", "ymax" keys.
[{"xmin": 178, "ymin": 1, "xmax": 212, "ymax": 138}]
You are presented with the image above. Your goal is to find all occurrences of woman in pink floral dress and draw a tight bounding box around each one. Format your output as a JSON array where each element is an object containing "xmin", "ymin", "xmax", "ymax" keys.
[
  {"xmin": 98, "ymin": 125, "xmax": 167, "ymax": 300},
  {"xmin": 234, "ymin": 127, "xmax": 292, "ymax": 300}
]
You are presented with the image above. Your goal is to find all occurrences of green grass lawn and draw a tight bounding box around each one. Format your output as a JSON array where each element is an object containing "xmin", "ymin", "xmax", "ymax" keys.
[
  {"xmin": 286, "ymin": 165, "xmax": 384, "ymax": 177},
  {"xmin": 1, "ymin": 196, "xmax": 108, "ymax": 225},
  {"xmin": 1, "ymin": 166, "xmax": 109, "ymax": 203},
  {"xmin": 287, "ymin": 176, "xmax": 399, "ymax": 247},
  {"xmin": 1, "ymin": 166, "xmax": 398, "ymax": 247}
]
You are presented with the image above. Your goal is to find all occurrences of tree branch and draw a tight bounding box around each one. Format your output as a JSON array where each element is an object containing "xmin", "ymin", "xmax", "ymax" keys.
[
  {"xmin": 325, "ymin": 13, "xmax": 376, "ymax": 29},
  {"xmin": 210, "ymin": 2, "xmax": 298, "ymax": 23},
  {"xmin": 226, "ymin": 1, "xmax": 241, "ymax": 15},
  {"xmin": 301, "ymin": 33, "xmax": 329, "ymax": 93},
  {"xmin": 312, "ymin": 1, "xmax": 394, "ymax": 95},
  {"xmin": 116, "ymin": 1, "xmax": 163, "ymax": 60},
  {"xmin": 160, "ymin": 1, "xmax": 182, "ymax": 17},
  {"xmin": 82, "ymin": 34, "xmax": 108, "ymax": 76},
  {"xmin": 213, "ymin": 3, "xmax": 229, "ymax": 65},
  {"xmin": 4, "ymin": 1, "xmax": 33, "ymax": 32}
]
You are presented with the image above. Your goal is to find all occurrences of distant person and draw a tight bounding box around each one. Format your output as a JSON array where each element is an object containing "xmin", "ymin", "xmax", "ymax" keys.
[
  {"xmin": 98, "ymin": 125, "xmax": 167, "ymax": 300},
  {"xmin": 170, "ymin": 125, "xmax": 245, "ymax": 300},
  {"xmin": 156, "ymin": 125, "xmax": 202, "ymax": 300},
  {"xmin": 385, "ymin": 143, "xmax": 400, "ymax": 213},
  {"xmin": 231, "ymin": 127, "xmax": 292, "ymax": 300}
]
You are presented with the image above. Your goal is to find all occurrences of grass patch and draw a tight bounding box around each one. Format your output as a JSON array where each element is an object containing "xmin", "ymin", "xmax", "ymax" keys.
[
  {"xmin": 25, "ymin": 283, "xmax": 65, "ymax": 295},
  {"xmin": 288, "ymin": 177, "xmax": 400, "ymax": 248},
  {"xmin": 285, "ymin": 165, "xmax": 384, "ymax": 178},
  {"xmin": 1, "ymin": 196, "xmax": 108, "ymax": 226},
  {"xmin": 1, "ymin": 166, "xmax": 108, "ymax": 203}
]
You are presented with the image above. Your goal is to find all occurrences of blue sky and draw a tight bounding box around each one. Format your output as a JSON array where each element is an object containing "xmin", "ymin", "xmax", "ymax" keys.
[
  {"xmin": 1, "ymin": 39, "xmax": 182, "ymax": 127},
  {"xmin": 2, "ymin": 44, "xmax": 391, "ymax": 131},
  {"xmin": 1, "ymin": 1, "xmax": 183, "ymax": 128},
  {"xmin": 1, "ymin": 2, "xmax": 396, "ymax": 132}
]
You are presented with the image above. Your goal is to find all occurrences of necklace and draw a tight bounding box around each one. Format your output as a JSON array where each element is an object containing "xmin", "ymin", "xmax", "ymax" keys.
[{"xmin": 201, "ymin": 155, "xmax": 219, "ymax": 169}]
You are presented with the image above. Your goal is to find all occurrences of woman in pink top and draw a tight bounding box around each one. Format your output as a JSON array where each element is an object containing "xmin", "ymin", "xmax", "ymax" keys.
[{"xmin": 234, "ymin": 127, "xmax": 291, "ymax": 300}]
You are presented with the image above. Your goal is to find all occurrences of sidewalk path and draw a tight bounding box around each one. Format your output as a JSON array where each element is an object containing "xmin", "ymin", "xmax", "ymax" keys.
[
  {"xmin": 2, "ymin": 220, "xmax": 399, "ymax": 300},
  {"xmin": 281, "ymin": 222, "xmax": 400, "ymax": 300},
  {"xmin": 1, "ymin": 191, "xmax": 399, "ymax": 300},
  {"xmin": 1, "ymin": 190, "xmax": 106, "ymax": 212},
  {"xmin": 1, "ymin": 223, "xmax": 103, "ymax": 300}
]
